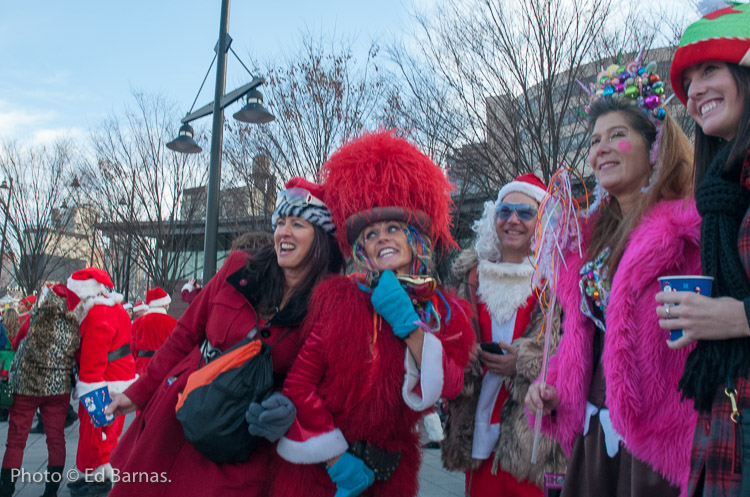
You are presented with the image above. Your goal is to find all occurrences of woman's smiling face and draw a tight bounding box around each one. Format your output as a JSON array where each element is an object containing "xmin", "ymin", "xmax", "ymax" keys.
[
  {"xmin": 684, "ymin": 60, "xmax": 744, "ymax": 141},
  {"xmin": 361, "ymin": 221, "xmax": 413, "ymax": 275}
]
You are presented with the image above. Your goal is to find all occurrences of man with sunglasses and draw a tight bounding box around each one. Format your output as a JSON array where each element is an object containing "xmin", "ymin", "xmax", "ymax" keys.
[{"xmin": 444, "ymin": 173, "xmax": 565, "ymax": 496}]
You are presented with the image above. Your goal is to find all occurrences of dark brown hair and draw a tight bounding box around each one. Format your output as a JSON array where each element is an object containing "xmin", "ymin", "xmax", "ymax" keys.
[
  {"xmin": 692, "ymin": 64, "xmax": 750, "ymax": 187},
  {"xmin": 243, "ymin": 225, "xmax": 343, "ymax": 323},
  {"xmin": 585, "ymin": 98, "xmax": 694, "ymax": 274}
]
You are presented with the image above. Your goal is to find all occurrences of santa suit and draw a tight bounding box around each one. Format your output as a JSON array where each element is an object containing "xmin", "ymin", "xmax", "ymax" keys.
[
  {"xmin": 130, "ymin": 309, "xmax": 176, "ymax": 375},
  {"xmin": 272, "ymin": 275, "xmax": 475, "ymax": 497},
  {"xmin": 469, "ymin": 259, "xmax": 540, "ymax": 496},
  {"xmin": 75, "ymin": 295, "xmax": 136, "ymax": 477},
  {"xmin": 12, "ymin": 313, "xmax": 30, "ymax": 351}
]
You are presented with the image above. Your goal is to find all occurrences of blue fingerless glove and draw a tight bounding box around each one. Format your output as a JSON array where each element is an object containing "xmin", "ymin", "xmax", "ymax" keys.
[
  {"xmin": 371, "ymin": 270, "xmax": 420, "ymax": 338},
  {"xmin": 245, "ymin": 392, "xmax": 296, "ymax": 442},
  {"xmin": 327, "ymin": 452, "xmax": 375, "ymax": 497}
]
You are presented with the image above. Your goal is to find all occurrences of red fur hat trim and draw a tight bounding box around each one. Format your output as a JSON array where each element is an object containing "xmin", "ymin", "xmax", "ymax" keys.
[{"xmin": 320, "ymin": 130, "xmax": 457, "ymax": 253}]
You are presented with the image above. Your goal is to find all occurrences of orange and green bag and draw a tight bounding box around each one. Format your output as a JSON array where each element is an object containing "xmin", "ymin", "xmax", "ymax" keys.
[{"xmin": 175, "ymin": 335, "xmax": 274, "ymax": 464}]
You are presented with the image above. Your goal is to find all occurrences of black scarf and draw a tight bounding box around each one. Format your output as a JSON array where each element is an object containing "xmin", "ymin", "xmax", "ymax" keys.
[{"xmin": 680, "ymin": 143, "xmax": 750, "ymax": 412}]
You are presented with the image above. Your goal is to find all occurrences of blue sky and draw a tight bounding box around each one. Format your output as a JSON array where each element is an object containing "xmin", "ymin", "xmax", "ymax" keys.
[{"xmin": 0, "ymin": 1, "xmax": 425, "ymax": 145}]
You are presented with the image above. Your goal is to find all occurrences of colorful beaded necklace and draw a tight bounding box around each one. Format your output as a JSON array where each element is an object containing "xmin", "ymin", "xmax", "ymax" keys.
[{"xmin": 579, "ymin": 247, "xmax": 611, "ymax": 332}]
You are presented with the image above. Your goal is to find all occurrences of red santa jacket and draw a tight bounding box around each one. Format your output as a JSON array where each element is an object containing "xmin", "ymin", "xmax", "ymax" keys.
[
  {"xmin": 130, "ymin": 309, "xmax": 177, "ymax": 375},
  {"xmin": 75, "ymin": 296, "xmax": 136, "ymax": 398},
  {"xmin": 12, "ymin": 313, "xmax": 30, "ymax": 351},
  {"xmin": 272, "ymin": 275, "xmax": 475, "ymax": 497}
]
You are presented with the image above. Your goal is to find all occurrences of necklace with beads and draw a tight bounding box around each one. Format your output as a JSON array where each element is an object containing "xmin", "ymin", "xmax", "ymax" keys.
[{"xmin": 579, "ymin": 247, "xmax": 612, "ymax": 332}]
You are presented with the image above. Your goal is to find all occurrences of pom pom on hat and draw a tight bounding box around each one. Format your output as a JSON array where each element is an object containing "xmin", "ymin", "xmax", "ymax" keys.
[
  {"xmin": 271, "ymin": 177, "xmax": 335, "ymax": 233},
  {"xmin": 320, "ymin": 129, "xmax": 457, "ymax": 253},
  {"xmin": 146, "ymin": 287, "xmax": 171, "ymax": 308},
  {"xmin": 496, "ymin": 173, "xmax": 547, "ymax": 205},
  {"xmin": 670, "ymin": 1, "xmax": 750, "ymax": 105},
  {"xmin": 66, "ymin": 267, "xmax": 114, "ymax": 302}
]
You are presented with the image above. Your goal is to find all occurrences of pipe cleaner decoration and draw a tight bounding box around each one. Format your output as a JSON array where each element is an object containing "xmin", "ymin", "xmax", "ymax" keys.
[{"xmin": 529, "ymin": 166, "xmax": 587, "ymax": 463}]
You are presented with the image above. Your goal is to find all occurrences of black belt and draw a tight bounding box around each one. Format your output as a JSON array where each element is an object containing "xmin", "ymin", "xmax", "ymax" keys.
[
  {"xmin": 137, "ymin": 350, "xmax": 155, "ymax": 358},
  {"xmin": 107, "ymin": 344, "xmax": 131, "ymax": 363},
  {"xmin": 348, "ymin": 441, "xmax": 401, "ymax": 481}
]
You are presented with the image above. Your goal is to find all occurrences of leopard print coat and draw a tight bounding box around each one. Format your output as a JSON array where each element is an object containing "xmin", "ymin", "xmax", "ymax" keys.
[{"xmin": 9, "ymin": 291, "xmax": 81, "ymax": 396}]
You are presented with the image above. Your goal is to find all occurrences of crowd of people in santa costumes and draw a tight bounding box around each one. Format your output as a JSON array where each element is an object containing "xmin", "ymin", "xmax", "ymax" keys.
[
  {"xmin": 443, "ymin": 173, "xmax": 567, "ymax": 496},
  {"xmin": 130, "ymin": 287, "xmax": 176, "ymax": 376},
  {"xmin": 270, "ymin": 130, "xmax": 474, "ymax": 497},
  {"xmin": 64, "ymin": 268, "xmax": 136, "ymax": 497}
]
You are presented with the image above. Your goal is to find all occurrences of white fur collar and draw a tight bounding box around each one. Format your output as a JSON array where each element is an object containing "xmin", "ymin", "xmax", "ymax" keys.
[
  {"xmin": 75, "ymin": 292, "xmax": 124, "ymax": 323},
  {"xmin": 147, "ymin": 308, "xmax": 168, "ymax": 315},
  {"xmin": 476, "ymin": 259, "xmax": 535, "ymax": 324}
]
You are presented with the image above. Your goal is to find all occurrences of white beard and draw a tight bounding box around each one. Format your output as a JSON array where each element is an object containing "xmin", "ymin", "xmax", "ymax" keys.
[{"xmin": 476, "ymin": 259, "xmax": 535, "ymax": 324}]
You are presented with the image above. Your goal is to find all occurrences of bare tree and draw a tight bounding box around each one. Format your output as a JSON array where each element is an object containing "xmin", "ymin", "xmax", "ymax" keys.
[
  {"xmin": 224, "ymin": 33, "xmax": 388, "ymax": 190},
  {"xmin": 78, "ymin": 91, "xmax": 208, "ymax": 296},
  {"xmin": 0, "ymin": 140, "xmax": 81, "ymax": 295}
]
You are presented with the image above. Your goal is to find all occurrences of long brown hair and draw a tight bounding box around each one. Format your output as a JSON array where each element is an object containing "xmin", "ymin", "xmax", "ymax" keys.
[
  {"xmin": 3, "ymin": 308, "xmax": 19, "ymax": 341},
  {"xmin": 692, "ymin": 64, "xmax": 750, "ymax": 186},
  {"xmin": 585, "ymin": 98, "xmax": 694, "ymax": 274}
]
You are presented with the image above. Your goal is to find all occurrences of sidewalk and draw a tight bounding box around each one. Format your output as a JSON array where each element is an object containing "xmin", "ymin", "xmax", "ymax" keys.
[{"xmin": 0, "ymin": 412, "xmax": 464, "ymax": 496}]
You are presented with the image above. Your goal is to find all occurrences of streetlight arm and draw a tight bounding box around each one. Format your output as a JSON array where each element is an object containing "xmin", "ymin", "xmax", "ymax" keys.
[{"xmin": 181, "ymin": 77, "xmax": 266, "ymax": 124}]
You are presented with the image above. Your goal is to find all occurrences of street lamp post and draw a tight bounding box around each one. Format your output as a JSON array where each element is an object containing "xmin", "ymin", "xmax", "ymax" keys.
[
  {"xmin": 0, "ymin": 179, "xmax": 12, "ymax": 282},
  {"xmin": 166, "ymin": 0, "xmax": 274, "ymax": 283}
]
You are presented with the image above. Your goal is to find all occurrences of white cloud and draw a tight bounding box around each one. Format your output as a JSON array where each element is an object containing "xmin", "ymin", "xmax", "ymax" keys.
[{"xmin": 30, "ymin": 127, "xmax": 88, "ymax": 147}]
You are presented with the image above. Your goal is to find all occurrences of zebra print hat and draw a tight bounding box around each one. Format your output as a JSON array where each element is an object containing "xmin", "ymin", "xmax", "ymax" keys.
[{"xmin": 271, "ymin": 177, "xmax": 335, "ymax": 233}]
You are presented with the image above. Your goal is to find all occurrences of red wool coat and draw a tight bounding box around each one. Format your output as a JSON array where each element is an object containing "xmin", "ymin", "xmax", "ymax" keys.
[
  {"xmin": 109, "ymin": 251, "xmax": 306, "ymax": 497},
  {"xmin": 130, "ymin": 310, "xmax": 177, "ymax": 375},
  {"xmin": 271, "ymin": 275, "xmax": 475, "ymax": 497}
]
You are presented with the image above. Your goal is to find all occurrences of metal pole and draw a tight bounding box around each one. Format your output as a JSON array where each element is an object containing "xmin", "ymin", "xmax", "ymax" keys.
[
  {"xmin": 123, "ymin": 175, "xmax": 136, "ymax": 301},
  {"xmin": 0, "ymin": 196, "xmax": 8, "ymax": 282},
  {"xmin": 202, "ymin": 0, "xmax": 231, "ymax": 282}
]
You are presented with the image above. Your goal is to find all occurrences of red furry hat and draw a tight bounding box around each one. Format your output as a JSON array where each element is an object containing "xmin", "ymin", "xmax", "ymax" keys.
[{"xmin": 320, "ymin": 130, "xmax": 457, "ymax": 253}]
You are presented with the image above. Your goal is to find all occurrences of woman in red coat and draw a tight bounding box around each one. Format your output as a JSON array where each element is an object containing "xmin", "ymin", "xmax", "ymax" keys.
[
  {"xmin": 271, "ymin": 131, "xmax": 475, "ymax": 497},
  {"xmin": 104, "ymin": 177, "xmax": 343, "ymax": 497}
]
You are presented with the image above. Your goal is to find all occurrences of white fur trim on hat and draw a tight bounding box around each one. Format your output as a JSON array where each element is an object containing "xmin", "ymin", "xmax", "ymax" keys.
[
  {"xmin": 496, "ymin": 181, "xmax": 547, "ymax": 204},
  {"xmin": 148, "ymin": 296, "xmax": 171, "ymax": 308},
  {"xmin": 66, "ymin": 277, "xmax": 109, "ymax": 301},
  {"xmin": 133, "ymin": 302, "xmax": 149, "ymax": 313}
]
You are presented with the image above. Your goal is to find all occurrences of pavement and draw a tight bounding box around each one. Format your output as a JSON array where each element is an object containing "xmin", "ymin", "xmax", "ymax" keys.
[{"xmin": 0, "ymin": 409, "xmax": 465, "ymax": 496}]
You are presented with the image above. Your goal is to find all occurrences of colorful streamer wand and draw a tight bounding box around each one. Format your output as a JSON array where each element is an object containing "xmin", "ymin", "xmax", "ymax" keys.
[{"xmin": 529, "ymin": 166, "xmax": 587, "ymax": 463}]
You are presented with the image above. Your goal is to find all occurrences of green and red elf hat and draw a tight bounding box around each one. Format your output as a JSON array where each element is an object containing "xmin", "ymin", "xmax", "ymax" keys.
[{"xmin": 670, "ymin": 1, "xmax": 750, "ymax": 106}]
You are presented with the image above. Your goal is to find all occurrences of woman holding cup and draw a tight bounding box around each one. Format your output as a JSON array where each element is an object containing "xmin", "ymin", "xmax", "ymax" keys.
[
  {"xmin": 657, "ymin": 3, "xmax": 750, "ymax": 494},
  {"xmin": 525, "ymin": 55, "xmax": 700, "ymax": 495}
]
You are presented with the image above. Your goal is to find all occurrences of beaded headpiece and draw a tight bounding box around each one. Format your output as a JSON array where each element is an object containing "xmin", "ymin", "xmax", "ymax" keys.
[{"xmin": 582, "ymin": 50, "xmax": 667, "ymax": 124}]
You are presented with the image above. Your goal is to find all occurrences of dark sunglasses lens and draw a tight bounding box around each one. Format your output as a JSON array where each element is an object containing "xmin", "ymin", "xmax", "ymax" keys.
[
  {"xmin": 496, "ymin": 207, "xmax": 512, "ymax": 219},
  {"xmin": 516, "ymin": 207, "xmax": 536, "ymax": 221}
]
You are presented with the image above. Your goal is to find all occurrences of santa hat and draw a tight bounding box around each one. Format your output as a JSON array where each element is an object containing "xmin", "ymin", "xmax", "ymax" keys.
[
  {"xmin": 122, "ymin": 302, "xmax": 133, "ymax": 310},
  {"xmin": 320, "ymin": 130, "xmax": 457, "ymax": 252},
  {"xmin": 496, "ymin": 173, "xmax": 547, "ymax": 205},
  {"xmin": 19, "ymin": 295, "xmax": 37, "ymax": 310},
  {"xmin": 670, "ymin": 1, "xmax": 750, "ymax": 105},
  {"xmin": 66, "ymin": 268, "xmax": 114, "ymax": 301},
  {"xmin": 271, "ymin": 177, "xmax": 335, "ymax": 233},
  {"xmin": 146, "ymin": 287, "xmax": 171, "ymax": 308},
  {"xmin": 133, "ymin": 301, "xmax": 149, "ymax": 313}
]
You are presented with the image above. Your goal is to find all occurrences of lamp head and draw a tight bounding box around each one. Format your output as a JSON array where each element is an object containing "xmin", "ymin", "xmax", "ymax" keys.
[
  {"xmin": 233, "ymin": 89, "xmax": 275, "ymax": 124},
  {"xmin": 167, "ymin": 123, "xmax": 202, "ymax": 154}
]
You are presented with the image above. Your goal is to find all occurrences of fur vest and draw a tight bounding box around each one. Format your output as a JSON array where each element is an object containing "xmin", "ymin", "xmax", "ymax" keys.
[
  {"xmin": 532, "ymin": 199, "xmax": 701, "ymax": 495},
  {"xmin": 443, "ymin": 251, "xmax": 566, "ymax": 485},
  {"xmin": 10, "ymin": 292, "xmax": 81, "ymax": 396}
]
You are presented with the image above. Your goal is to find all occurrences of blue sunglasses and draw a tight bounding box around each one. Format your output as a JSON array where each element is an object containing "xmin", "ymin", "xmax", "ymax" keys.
[{"xmin": 495, "ymin": 202, "xmax": 537, "ymax": 221}]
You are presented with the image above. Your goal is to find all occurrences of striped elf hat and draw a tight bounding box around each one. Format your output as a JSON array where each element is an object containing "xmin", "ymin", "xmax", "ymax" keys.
[{"xmin": 670, "ymin": 1, "xmax": 750, "ymax": 105}]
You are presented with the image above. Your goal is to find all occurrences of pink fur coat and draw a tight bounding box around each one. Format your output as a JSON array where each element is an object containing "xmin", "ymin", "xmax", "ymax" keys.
[{"xmin": 535, "ymin": 199, "xmax": 701, "ymax": 495}]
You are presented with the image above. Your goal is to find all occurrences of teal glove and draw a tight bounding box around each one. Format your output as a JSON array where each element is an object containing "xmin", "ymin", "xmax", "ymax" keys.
[
  {"xmin": 327, "ymin": 452, "xmax": 375, "ymax": 497},
  {"xmin": 371, "ymin": 270, "xmax": 419, "ymax": 338}
]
